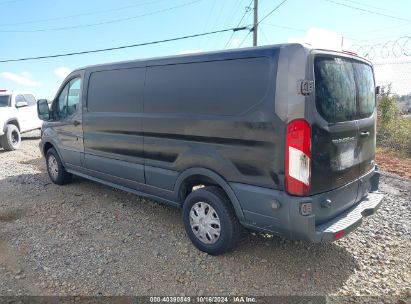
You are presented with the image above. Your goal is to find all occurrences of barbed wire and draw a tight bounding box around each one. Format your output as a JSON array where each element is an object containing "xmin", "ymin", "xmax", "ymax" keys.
[{"xmin": 352, "ymin": 36, "xmax": 411, "ymax": 60}]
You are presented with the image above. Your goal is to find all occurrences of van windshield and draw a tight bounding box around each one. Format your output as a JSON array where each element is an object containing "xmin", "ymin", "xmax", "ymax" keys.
[
  {"xmin": 0, "ymin": 95, "xmax": 10, "ymax": 107},
  {"xmin": 314, "ymin": 57, "xmax": 375, "ymax": 122}
]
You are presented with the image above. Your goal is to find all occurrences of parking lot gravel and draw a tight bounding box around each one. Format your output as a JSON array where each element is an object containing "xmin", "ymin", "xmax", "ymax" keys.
[{"xmin": 0, "ymin": 134, "xmax": 410, "ymax": 298}]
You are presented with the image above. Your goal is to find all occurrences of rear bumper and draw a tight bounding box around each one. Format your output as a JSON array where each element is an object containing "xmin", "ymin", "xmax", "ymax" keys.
[
  {"xmin": 231, "ymin": 168, "xmax": 383, "ymax": 242},
  {"xmin": 314, "ymin": 192, "xmax": 383, "ymax": 242}
]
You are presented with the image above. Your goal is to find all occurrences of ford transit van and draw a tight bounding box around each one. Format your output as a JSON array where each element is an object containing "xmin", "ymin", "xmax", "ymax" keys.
[{"xmin": 38, "ymin": 44, "xmax": 383, "ymax": 255}]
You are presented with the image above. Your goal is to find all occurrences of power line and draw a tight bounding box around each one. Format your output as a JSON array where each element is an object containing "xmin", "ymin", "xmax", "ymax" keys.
[
  {"xmin": 223, "ymin": 0, "xmax": 247, "ymax": 28},
  {"xmin": 224, "ymin": 0, "xmax": 253, "ymax": 49},
  {"xmin": 238, "ymin": 29, "xmax": 253, "ymax": 47},
  {"xmin": 259, "ymin": 24, "xmax": 270, "ymax": 44},
  {"xmin": 325, "ymin": 0, "xmax": 411, "ymax": 23},
  {"xmin": 348, "ymin": 22, "xmax": 411, "ymax": 38},
  {"xmin": 341, "ymin": 0, "xmax": 400, "ymax": 14},
  {"xmin": 0, "ymin": 0, "xmax": 169, "ymax": 27},
  {"xmin": 199, "ymin": 0, "xmax": 217, "ymax": 48},
  {"xmin": 0, "ymin": 0, "xmax": 202, "ymax": 33},
  {"xmin": 238, "ymin": 0, "xmax": 289, "ymax": 48},
  {"xmin": 0, "ymin": 26, "xmax": 249, "ymax": 63},
  {"xmin": 257, "ymin": 0, "xmax": 289, "ymax": 26}
]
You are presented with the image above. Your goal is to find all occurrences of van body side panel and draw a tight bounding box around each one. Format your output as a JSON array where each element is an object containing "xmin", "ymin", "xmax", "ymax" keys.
[
  {"xmin": 143, "ymin": 52, "xmax": 283, "ymax": 190},
  {"xmin": 82, "ymin": 67, "xmax": 145, "ymax": 184}
]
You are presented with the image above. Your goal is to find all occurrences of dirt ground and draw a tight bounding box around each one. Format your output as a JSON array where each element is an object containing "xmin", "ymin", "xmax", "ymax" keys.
[
  {"xmin": 376, "ymin": 148, "xmax": 411, "ymax": 180},
  {"xmin": 0, "ymin": 133, "xmax": 410, "ymax": 300}
]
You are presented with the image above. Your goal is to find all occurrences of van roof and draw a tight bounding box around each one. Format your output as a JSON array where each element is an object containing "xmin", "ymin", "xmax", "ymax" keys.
[{"xmin": 70, "ymin": 43, "xmax": 370, "ymax": 74}]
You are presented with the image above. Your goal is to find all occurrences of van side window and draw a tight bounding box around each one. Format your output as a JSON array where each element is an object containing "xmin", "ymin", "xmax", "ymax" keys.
[
  {"xmin": 145, "ymin": 57, "xmax": 272, "ymax": 116},
  {"xmin": 87, "ymin": 68, "xmax": 145, "ymax": 113},
  {"xmin": 56, "ymin": 77, "xmax": 81, "ymax": 119}
]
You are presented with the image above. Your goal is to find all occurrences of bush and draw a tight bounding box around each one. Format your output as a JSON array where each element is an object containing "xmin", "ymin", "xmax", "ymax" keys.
[{"xmin": 377, "ymin": 90, "xmax": 411, "ymax": 156}]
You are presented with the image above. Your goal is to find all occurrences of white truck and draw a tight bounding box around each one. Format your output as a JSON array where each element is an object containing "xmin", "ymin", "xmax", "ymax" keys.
[{"xmin": 0, "ymin": 90, "xmax": 42, "ymax": 150}]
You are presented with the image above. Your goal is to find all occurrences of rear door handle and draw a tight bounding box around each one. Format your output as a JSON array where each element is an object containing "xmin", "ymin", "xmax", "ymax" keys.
[
  {"xmin": 73, "ymin": 120, "xmax": 81, "ymax": 126},
  {"xmin": 360, "ymin": 131, "xmax": 370, "ymax": 137}
]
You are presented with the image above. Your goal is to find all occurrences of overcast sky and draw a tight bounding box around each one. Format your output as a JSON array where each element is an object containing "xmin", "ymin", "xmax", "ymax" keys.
[{"xmin": 0, "ymin": 0, "xmax": 410, "ymax": 98}]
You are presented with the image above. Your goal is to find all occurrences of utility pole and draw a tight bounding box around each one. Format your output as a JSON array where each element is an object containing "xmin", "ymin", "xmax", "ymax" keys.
[{"xmin": 253, "ymin": 0, "xmax": 258, "ymax": 46}]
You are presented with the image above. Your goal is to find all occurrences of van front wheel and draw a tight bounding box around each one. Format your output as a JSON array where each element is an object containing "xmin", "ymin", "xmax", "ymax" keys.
[
  {"xmin": 183, "ymin": 186, "xmax": 241, "ymax": 255},
  {"xmin": 46, "ymin": 148, "xmax": 72, "ymax": 185}
]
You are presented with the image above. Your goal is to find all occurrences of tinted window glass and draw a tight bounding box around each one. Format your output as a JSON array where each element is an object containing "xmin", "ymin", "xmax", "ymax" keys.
[
  {"xmin": 315, "ymin": 57, "xmax": 375, "ymax": 122},
  {"xmin": 57, "ymin": 83, "xmax": 69, "ymax": 119},
  {"xmin": 145, "ymin": 57, "xmax": 271, "ymax": 115},
  {"xmin": 0, "ymin": 95, "xmax": 10, "ymax": 107},
  {"xmin": 87, "ymin": 68, "xmax": 145, "ymax": 113},
  {"xmin": 67, "ymin": 78, "xmax": 81, "ymax": 116},
  {"xmin": 56, "ymin": 77, "xmax": 81, "ymax": 119},
  {"xmin": 354, "ymin": 63, "xmax": 375, "ymax": 118},
  {"xmin": 23, "ymin": 94, "xmax": 36, "ymax": 106},
  {"xmin": 314, "ymin": 57, "xmax": 356, "ymax": 122}
]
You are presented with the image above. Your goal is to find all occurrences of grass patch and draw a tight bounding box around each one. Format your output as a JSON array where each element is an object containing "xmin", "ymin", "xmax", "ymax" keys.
[{"xmin": 377, "ymin": 93, "xmax": 411, "ymax": 157}]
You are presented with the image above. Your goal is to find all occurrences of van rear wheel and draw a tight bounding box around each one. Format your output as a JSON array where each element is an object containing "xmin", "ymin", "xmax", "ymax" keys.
[
  {"xmin": 46, "ymin": 148, "xmax": 72, "ymax": 185},
  {"xmin": 183, "ymin": 186, "xmax": 241, "ymax": 255},
  {"xmin": 0, "ymin": 124, "xmax": 21, "ymax": 151}
]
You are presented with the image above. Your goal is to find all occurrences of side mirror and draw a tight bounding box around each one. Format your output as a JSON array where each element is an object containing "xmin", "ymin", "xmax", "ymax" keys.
[
  {"xmin": 375, "ymin": 86, "xmax": 381, "ymax": 95},
  {"xmin": 37, "ymin": 99, "xmax": 50, "ymax": 121},
  {"xmin": 16, "ymin": 101, "xmax": 28, "ymax": 108}
]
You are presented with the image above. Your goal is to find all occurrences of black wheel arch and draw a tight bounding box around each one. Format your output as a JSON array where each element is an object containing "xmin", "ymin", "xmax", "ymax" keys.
[
  {"xmin": 41, "ymin": 140, "xmax": 66, "ymax": 167},
  {"xmin": 174, "ymin": 167, "xmax": 245, "ymax": 221}
]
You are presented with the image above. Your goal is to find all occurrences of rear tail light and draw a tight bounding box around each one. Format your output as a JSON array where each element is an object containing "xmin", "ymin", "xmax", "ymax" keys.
[
  {"xmin": 285, "ymin": 119, "xmax": 311, "ymax": 196},
  {"xmin": 334, "ymin": 230, "xmax": 345, "ymax": 239}
]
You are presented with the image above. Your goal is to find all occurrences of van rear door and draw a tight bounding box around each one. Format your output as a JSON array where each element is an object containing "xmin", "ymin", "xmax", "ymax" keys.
[
  {"xmin": 310, "ymin": 56, "xmax": 376, "ymax": 195},
  {"xmin": 353, "ymin": 62, "xmax": 376, "ymax": 199}
]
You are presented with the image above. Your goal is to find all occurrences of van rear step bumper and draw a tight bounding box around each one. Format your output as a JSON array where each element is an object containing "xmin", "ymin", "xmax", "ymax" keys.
[{"xmin": 315, "ymin": 192, "xmax": 384, "ymax": 242}]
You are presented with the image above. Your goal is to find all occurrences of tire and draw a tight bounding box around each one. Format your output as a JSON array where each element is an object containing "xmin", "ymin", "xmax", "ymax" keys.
[
  {"xmin": 0, "ymin": 124, "xmax": 21, "ymax": 151},
  {"xmin": 46, "ymin": 148, "xmax": 72, "ymax": 185},
  {"xmin": 183, "ymin": 186, "xmax": 242, "ymax": 255}
]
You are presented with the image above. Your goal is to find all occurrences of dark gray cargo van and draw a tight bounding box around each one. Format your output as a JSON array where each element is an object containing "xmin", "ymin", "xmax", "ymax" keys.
[{"xmin": 37, "ymin": 43, "xmax": 383, "ymax": 255}]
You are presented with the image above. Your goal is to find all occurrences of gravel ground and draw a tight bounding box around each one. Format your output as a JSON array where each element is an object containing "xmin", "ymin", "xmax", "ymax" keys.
[{"xmin": 0, "ymin": 133, "xmax": 410, "ymax": 298}]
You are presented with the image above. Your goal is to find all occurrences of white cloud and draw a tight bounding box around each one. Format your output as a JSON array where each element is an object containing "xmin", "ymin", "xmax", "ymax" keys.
[
  {"xmin": 0, "ymin": 71, "xmax": 40, "ymax": 87},
  {"xmin": 288, "ymin": 27, "xmax": 352, "ymax": 52},
  {"xmin": 229, "ymin": 38, "xmax": 242, "ymax": 49},
  {"xmin": 178, "ymin": 49, "xmax": 203, "ymax": 55},
  {"xmin": 54, "ymin": 66, "xmax": 71, "ymax": 79}
]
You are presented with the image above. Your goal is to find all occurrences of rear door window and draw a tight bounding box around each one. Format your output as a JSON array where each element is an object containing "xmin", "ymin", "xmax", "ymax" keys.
[
  {"xmin": 354, "ymin": 63, "xmax": 375, "ymax": 118},
  {"xmin": 314, "ymin": 57, "xmax": 375, "ymax": 122},
  {"xmin": 315, "ymin": 58, "xmax": 356, "ymax": 122}
]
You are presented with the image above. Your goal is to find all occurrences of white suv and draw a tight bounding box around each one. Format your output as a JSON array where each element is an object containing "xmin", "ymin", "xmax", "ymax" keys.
[{"xmin": 0, "ymin": 90, "xmax": 42, "ymax": 150}]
